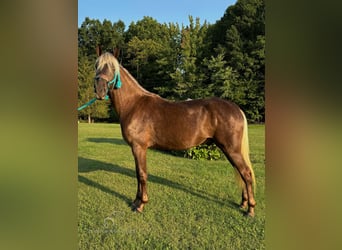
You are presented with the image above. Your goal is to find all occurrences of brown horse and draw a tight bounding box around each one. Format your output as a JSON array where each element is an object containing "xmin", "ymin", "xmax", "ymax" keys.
[{"xmin": 94, "ymin": 49, "xmax": 256, "ymax": 216}]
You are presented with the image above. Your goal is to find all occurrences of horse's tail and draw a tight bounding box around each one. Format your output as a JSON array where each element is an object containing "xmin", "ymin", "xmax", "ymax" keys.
[{"xmin": 234, "ymin": 110, "xmax": 256, "ymax": 192}]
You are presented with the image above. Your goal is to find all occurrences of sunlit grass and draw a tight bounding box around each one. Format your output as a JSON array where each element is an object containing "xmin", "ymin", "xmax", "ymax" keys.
[{"xmin": 78, "ymin": 123, "xmax": 265, "ymax": 249}]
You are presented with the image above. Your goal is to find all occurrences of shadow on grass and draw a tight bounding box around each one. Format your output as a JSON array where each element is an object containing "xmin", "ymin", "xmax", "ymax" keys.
[
  {"xmin": 87, "ymin": 137, "xmax": 128, "ymax": 146},
  {"xmin": 78, "ymin": 156, "xmax": 241, "ymax": 213},
  {"xmin": 87, "ymin": 137, "xmax": 186, "ymax": 159},
  {"xmin": 78, "ymin": 175, "xmax": 132, "ymax": 205}
]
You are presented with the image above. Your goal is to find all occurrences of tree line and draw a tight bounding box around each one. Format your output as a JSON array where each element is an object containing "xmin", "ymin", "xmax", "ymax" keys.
[{"xmin": 78, "ymin": 0, "xmax": 265, "ymax": 123}]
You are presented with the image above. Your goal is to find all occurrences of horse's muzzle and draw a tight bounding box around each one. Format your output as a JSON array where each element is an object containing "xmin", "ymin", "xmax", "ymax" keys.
[{"xmin": 96, "ymin": 94, "xmax": 106, "ymax": 100}]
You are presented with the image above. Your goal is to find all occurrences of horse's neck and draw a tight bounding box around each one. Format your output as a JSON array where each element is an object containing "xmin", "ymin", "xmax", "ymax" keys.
[{"xmin": 110, "ymin": 67, "xmax": 152, "ymax": 118}]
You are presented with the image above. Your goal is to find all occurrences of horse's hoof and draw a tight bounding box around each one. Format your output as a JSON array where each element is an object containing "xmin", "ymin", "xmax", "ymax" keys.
[
  {"xmin": 131, "ymin": 202, "xmax": 144, "ymax": 213},
  {"xmin": 244, "ymin": 211, "xmax": 255, "ymax": 218},
  {"xmin": 135, "ymin": 208, "xmax": 143, "ymax": 213},
  {"xmin": 239, "ymin": 204, "xmax": 248, "ymax": 210},
  {"xmin": 136, "ymin": 203, "xmax": 145, "ymax": 213}
]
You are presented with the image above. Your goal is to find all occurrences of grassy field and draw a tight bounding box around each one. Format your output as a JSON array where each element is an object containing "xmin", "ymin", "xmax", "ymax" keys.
[{"xmin": 78, "ymin": 123, "xmax": 265, "ymax": 249}]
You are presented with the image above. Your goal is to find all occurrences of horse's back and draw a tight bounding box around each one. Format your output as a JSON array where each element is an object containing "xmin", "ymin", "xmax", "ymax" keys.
[
  {"xmin": 179, "ymin": 97, "xmax": 243, "ymax": 122},
  {"xmin": 144, "ymin": 96, "xmax": 244, "ymax": 150}
]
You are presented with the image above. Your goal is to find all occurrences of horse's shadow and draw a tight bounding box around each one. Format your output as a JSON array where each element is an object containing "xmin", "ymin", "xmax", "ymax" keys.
[
  {"xmin": 87, "ymin": 137, "xmax": 185, "ymax": 158},
  {"xmin": 78, "ymin": 156, "xmax": 240, "ymax": 211},
  {"xmin": 87, "ymin": 137, "xmax": 128, "ymax": 146}
]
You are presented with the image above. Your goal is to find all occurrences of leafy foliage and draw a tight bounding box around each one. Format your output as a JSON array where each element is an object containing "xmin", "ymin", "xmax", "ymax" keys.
[
  {"xmin": 78, "ymin": 0, "xmax": 265, "ymax": 122},
  {"xmin": 184, "ymin": 144, "xmax": 224, "ymax": 161}
]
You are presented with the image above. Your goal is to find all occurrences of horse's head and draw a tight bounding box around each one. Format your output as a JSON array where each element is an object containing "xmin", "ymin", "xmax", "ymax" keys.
[
  {"xmin": 94, "ymin": 48, "xmax": 120, "ymax": 100},
  {"xmin": 94, "ymin": 59, "xmax": 112, "ymax": 100}
]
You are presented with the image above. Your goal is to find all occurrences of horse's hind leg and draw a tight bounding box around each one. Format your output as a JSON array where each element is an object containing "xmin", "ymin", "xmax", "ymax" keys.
[
  {"xmin": 229, "ymin": 151, "xmax": 256, "ymax": 216},
  {"xmin": 217, "ymin": 143, "xmax": 256, "ymax": 216}
]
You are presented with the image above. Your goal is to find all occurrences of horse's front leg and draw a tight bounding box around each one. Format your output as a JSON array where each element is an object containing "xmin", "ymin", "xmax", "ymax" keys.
[{"xmin": 131, "ymin": 144, "xmax": 148, "ymax": 212}]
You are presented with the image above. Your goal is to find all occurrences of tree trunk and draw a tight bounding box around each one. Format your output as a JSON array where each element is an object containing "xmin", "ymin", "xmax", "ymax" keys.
[{"xmin": 88, "ymin": 114, "xmax": 91, "ymax": 124}]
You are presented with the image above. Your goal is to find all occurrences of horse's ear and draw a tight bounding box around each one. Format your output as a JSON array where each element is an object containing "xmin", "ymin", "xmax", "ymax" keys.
[
  {"xmin": 113, "ymin": 47, "xmax": 120, "ymax": 58},
  {"xmin": 96, "ymin": 45, "xmax": 102, "ymax": 56}
]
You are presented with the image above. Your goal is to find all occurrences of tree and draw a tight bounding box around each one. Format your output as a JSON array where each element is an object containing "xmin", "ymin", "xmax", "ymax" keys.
[
  {"xmin": 206, "ymin": 0, "xmax": 265, "ymax": 122},
  {"xmin": 170, "ymin": 16, "xmax": 208, "ymax": 99},
  {"xmin": 224, "ymin": 0, "xmax": 265, "ymax": 122},
  {"xmin": 78, "ymin": 18, "xmax": 125, "ymax": 58},
  {"xmin": 125, "ymin": 17, "xmax": 173, "ymax": 92},
  {"xmin": 203, "ymin": 53, "xmax": 241, "ymax": 100},
  {"xmin": 78, "ymin": 0, "xmax": 265, "ymax": 122},
  {"xmin": 126, "ymin": 37, "xmax": 164, "ymax": 87},
  {"xmin": 78, "ymin": 18, "xmax": 102, "ymax": 59},
  {"xmin": 153, "ymin": 22, "xmax": 182, "ymax": 99},
  {"xmin": 100, "ymin": 19, "xmax": 126, "ymax": 52}
]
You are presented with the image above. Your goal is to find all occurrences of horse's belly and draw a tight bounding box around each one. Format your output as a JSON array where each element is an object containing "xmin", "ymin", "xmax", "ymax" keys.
[{"xmin": 153, "ymin": 126, "xmax": 212, "ymax": 150}]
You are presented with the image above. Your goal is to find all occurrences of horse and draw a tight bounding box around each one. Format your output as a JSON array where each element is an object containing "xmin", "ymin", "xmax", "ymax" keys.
[{"xmin": 93, "ymin": 48, "xmax": 256, "ymax": 217}]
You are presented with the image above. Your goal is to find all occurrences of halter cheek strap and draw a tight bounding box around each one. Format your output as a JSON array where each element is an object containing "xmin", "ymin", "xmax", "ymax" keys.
[
  {"xmin": 108, "ymin": 72, "xmax": 122, "ymax": 89},
  {"xmin": 104, "ymin": 72, "xmax": 121, "ymax": 100}
]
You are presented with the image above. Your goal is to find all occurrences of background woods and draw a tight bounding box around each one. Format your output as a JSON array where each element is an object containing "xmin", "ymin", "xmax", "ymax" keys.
[{"xmin": 78, "ymin": 0, "xmax": 265, "ymax": 123}]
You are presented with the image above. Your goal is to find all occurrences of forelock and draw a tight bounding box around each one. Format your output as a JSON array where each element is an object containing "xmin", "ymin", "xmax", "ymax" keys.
[{"xmin": 95, "ymin": 52, "xmax": 119, "ymax": 75}]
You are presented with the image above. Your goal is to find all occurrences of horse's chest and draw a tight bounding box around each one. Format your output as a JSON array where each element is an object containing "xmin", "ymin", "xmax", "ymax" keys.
[{"xmin": 121, "ymin": 118, "xmax": 152, "ymax": 146}]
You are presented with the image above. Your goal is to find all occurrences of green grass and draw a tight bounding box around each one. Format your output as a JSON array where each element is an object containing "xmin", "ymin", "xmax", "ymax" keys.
[{"xmin": 78, "ymin": 123, "xmax": 265, "ymax": 249}]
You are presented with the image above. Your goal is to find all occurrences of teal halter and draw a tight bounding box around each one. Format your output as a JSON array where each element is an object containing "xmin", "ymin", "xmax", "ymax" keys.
[
  {"xmin": 77, "ymin": 71, "xmax": 121, "ymax": 111},
  {"xmin": 107, "ymin": 71, "xmax": 122, "ymax": 89}
]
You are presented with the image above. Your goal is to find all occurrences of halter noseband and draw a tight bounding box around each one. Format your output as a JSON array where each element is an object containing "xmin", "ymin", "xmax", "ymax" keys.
[{"xmin": 95, "ymin": 71, "xmax": 122, "ymax": 90}]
